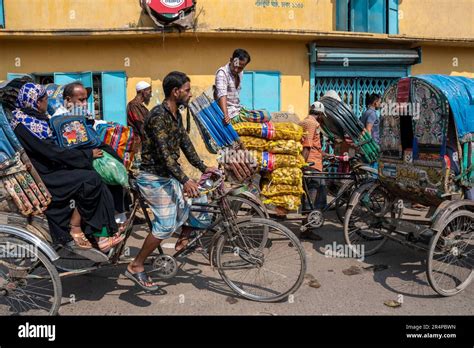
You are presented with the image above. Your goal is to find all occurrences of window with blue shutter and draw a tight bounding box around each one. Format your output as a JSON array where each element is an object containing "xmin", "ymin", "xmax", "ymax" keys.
[
  {"xmin": 387, "ymin": 0, "xmax": 399, "ymax": 34},
  {"xmin": 367, "ymin": 0, "xmax": 386, "ymax": 33},
  {"xmin": 54, "ymin": 72, "xmax": 95, "ymax": 115},
  {"xmin": 336, "ymin": 0, "xmax": 398, "ymax": 34},
  {"xmin": 101, "ymin": 71, "xmax": 127, "ymax": 124},
  {"xmin": 351, "ymin": 0, "xmax": 369, "ymax": 32},
  {"xmin": 336, "ymin": 0, "xmax": 349, "ymax": 31},
  {"xmin": 241, "ymin": 71, "xmax": 280, "ymax": 112},
  {"xmin": 6, "ymin": 70, "xmax": 128, "ymax": 123}
]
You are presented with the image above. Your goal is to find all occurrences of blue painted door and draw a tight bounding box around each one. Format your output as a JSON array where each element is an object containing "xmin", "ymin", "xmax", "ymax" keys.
[
  {"xmin": 241, "ymin": 71, "xmax": 280, "ymax": 112},
  {"xmin": 54, "ymin": 72, "xmax": 94, "ymax": 115},
  {"xmin": 101, "ymin": 71, "xmax": 127, "ymax": 125},
  {"xmin": 240, "ymin": 72, "xmax": 254, "ymax": 111},
  {"xmin": 254, "ymin": 72, "xmax": 280, "ymax": 112}
]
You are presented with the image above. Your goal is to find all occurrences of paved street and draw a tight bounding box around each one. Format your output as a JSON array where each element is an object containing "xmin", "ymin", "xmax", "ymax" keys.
[{"xmin": 58, "ymin": 210, "xmax": 474, "ymax": 316}]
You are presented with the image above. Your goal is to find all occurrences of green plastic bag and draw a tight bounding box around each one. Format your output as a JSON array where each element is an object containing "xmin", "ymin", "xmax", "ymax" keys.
[{"xmin": 92, "ymin": 151, "xmax": 129, "ymax": 188}]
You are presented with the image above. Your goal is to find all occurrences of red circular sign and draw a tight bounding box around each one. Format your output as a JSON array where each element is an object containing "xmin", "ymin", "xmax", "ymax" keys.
[{"xmin": 148, "ymin": 0, "xmax": 194, "ymax": 14}]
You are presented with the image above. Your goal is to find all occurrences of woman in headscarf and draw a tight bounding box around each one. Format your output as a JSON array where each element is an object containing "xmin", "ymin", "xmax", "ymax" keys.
[{"xmin": 10, "ymin": 83, "xmax": 124, "ymax": 252}]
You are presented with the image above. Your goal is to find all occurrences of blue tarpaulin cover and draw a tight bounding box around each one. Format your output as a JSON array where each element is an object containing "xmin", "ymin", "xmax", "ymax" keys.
[{"xmin": 417, "ymin": 75, "xmax": 474, "ymax": 143}]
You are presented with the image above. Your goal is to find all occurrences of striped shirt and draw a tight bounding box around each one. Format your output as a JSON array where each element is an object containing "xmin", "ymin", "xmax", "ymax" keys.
[{"xmin": 215, "ymin": 63, "xmax": 243, "ymax": 119}]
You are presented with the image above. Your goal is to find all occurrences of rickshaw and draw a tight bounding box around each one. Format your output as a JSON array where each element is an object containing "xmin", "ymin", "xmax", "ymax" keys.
[
  {"xmin": 343, "ymin": 75, "xmax": 474, "ymax": 297},
  {"xmin": 0, "ymin": 78, "xmax": 306, "ymax": 315},
  {"xmin": 299, "ymin": 154, "xmax": 377, "ymax": 232},
  {"xmin": 298, "ymin": 92, "xmax": 380, "ymax": 231}
]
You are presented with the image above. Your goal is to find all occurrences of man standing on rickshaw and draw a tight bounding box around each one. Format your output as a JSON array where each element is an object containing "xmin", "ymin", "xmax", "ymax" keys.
[{"xmin": 125, "ymin": 71, "xmax": 216, "ymax": 291}]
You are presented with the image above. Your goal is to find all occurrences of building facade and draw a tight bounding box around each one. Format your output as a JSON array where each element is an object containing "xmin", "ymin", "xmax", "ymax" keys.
[{"xmin": 1, "ymin": 0, "xmax": 473, "ymax": 171}]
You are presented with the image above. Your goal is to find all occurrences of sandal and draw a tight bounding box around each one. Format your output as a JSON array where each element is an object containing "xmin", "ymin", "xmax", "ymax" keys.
[
  {"xmin": 124, "ymin": 269, "xmax": 159, "ymax": 291},
  {"xmin": 97, "ymin": 233, "xmax": 126, "ymax": 253},
  {"xmin": 175, "ymin": 229, "xmax": 193, "ymax": 252},
  {"xmin": 70, "ymin": 225, "xmax": 93, "ymax": 249},
  {"xmin": 116, "ymin": 223, "xmax": 126, "ymax": 235}
]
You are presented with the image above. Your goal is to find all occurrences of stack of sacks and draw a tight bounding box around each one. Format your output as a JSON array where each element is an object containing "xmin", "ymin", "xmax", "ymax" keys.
[{"xmin": 234, "ymin": 121, "xmax": 306, "ymax": 211}]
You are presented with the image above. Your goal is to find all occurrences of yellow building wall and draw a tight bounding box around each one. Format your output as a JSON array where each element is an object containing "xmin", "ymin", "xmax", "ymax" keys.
[
  {"xmin": 412, "ymin": 46, "xmax": 474, "ymax": 78},
  {"xmin": 399, "ymin": 0, "xmax": 474, "ymax": 39},
  {"xmin": 3, "ymin": 0, "xmax": 143, "ymax": 30},
  {"xmin": 0, "ymin": 37, "xmax": 309, "ymax": 178},
  {"xmin": 3, "ymin": 0, "xmax": 333, "ymax": 31},
  {"xmin": 4, "ymin": 0, "xmax": 473, "ymax": 40}
]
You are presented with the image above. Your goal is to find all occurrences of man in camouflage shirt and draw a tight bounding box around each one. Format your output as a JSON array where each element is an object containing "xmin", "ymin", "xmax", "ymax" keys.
[{"xmin": 125, "ymin": 71, "xmax": 216, "ymax": 291}]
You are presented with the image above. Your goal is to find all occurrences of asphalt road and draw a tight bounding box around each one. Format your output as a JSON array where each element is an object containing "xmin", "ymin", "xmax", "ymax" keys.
[{"xmin": 57, "ymin": 210, "xmax": 474, "ymax": 316}]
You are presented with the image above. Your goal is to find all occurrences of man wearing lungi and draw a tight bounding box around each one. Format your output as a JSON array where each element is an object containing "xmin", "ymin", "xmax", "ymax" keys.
[{"xmin": 125, "ymin": 71, "xmax": 216, "ymax": 291}]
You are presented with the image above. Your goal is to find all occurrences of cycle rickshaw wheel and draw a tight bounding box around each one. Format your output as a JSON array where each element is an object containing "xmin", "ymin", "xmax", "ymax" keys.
[
  {"xmin": 0, "ymin": 235, "xmax": 62, "ymax": 315},
  {"xmin": 335, "ymin": 180, "xmax": 356, "ymax": 224},
  {"xmin": 427, "ymin": 210, "xmax": 474, "ymax": 297},
  {"xmin": 215, "ymin": 218, "xmax": 306, "ymax": 303},
  {"xmin": 343, "ymin": 183, "xmax": 393, "ymax": 257},
  {"xmin": 200, "ymin": 195, "xmax": 268, "ymax": 263}
]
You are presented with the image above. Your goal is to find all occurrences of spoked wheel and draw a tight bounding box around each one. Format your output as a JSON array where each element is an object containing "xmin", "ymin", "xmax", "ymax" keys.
[
  {"xmin": 335, "ymin": 181, "xmax": 356, "ymax": 224},
  {"xmin": 199, "ymin": 195, "xmax": 268, "ymax": 263},
  {"xmin": 0, "ymin": 236, "xmax": 62, "ymax": 315},
  {"xmin": 343, "ymin": 183, "xmax": 393, "ymax": 257},
  {"xmin": 215, "ymin": 218, "xmax": 306, "ymax": 302},
  {"xmin": 427, "ymin": 210, "xmax": 474, "ymax": 296}
]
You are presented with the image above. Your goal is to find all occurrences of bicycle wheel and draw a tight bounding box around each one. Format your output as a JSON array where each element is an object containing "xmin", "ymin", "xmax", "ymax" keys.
[
  {"xmin": 0, "ymin": 235, "xmax": 62, "ymax": 315},
  {"xmin": 427, "ymin": 210, "xmax": 474, "ymax": 296},
  {"xmin": 335, "ymin": 181, "xmax": 355, "ymax": 224},
  {"xmin": 343, "ymin": 183, "xmax": 392, "ymax": 257},
  {"xmin": 200, "ymin": 195, "xmax": 268, "ymax": 262},
  {"xmin": 216, "ymin": 218, "xmax": 306, "ymax": 302}
]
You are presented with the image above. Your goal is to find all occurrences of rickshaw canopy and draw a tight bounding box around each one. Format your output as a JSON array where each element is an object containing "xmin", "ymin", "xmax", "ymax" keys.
[{"xmin": 417, "ymin": 75, "xmax": 474, "ymax": 144}]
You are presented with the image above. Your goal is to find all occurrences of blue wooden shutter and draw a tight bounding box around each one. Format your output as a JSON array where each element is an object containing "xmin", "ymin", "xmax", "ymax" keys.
[
  {"xmin": 351, "ymin": 0, "xmax": 368, "ymax": 32},
  {"xmin": 336, "ymin": 0, "xmax": 349, "ymax": 31},
  {"xmin": 388, "ymin": 0, "xmax": 399, "ymax": 34},
  {"xmin": 254, "ymin": 72, "xmax": 280, "ymax": 112},
  {"xmin": 241, "ymin": 72, "xmax": 281, "ymax": 112},
  {"xmin": 54, "ymin": 72, "xmax": 94, "ymax": 115},
  {"xmin": 367, "ymin": 0, "xmax": 386, "ymax": 33},
  {"xmin": 0, "ymin": 0, "xmax": 5, "ymax": 28},
  {"xmin": 241, "ymin": 72, "xmax": 254, "ymax": 110},
  {"xmin": 101, "ymin": 71, "xmax": 127, "ymax": 124}
]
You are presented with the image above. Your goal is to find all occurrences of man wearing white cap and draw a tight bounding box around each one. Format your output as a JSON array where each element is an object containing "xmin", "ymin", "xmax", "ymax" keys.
[{"xmin": 127, "ymin": 81, "xmax": 152, "ymax": 147}]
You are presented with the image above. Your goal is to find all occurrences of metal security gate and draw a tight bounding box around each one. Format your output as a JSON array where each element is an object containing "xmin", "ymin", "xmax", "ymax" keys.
[
  {"xmin": 309, "ymin": 46, "xmax": 421, "ymax": 117},
  {"xmin": 314, "ymin": 77, "xmax": 397, "ymax": 118}
]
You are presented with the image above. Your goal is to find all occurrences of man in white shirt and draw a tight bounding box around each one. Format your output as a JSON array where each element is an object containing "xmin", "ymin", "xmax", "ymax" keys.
[{"xmin": 215, "ymin": 49, "xmax": 251, "ymax": 124}]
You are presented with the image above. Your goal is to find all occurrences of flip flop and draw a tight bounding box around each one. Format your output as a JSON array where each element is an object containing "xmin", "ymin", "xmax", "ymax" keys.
[
  {"xmin": 98, "ymin": 233, "xmax": 126, "ymax": 253},
  {"xmin": 124, "ymin": 270, "xmax": 159, "ymax": 291},
  {"xmin": 175, "ymin": 229, "xmax": 193, "ymax": 251}
]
